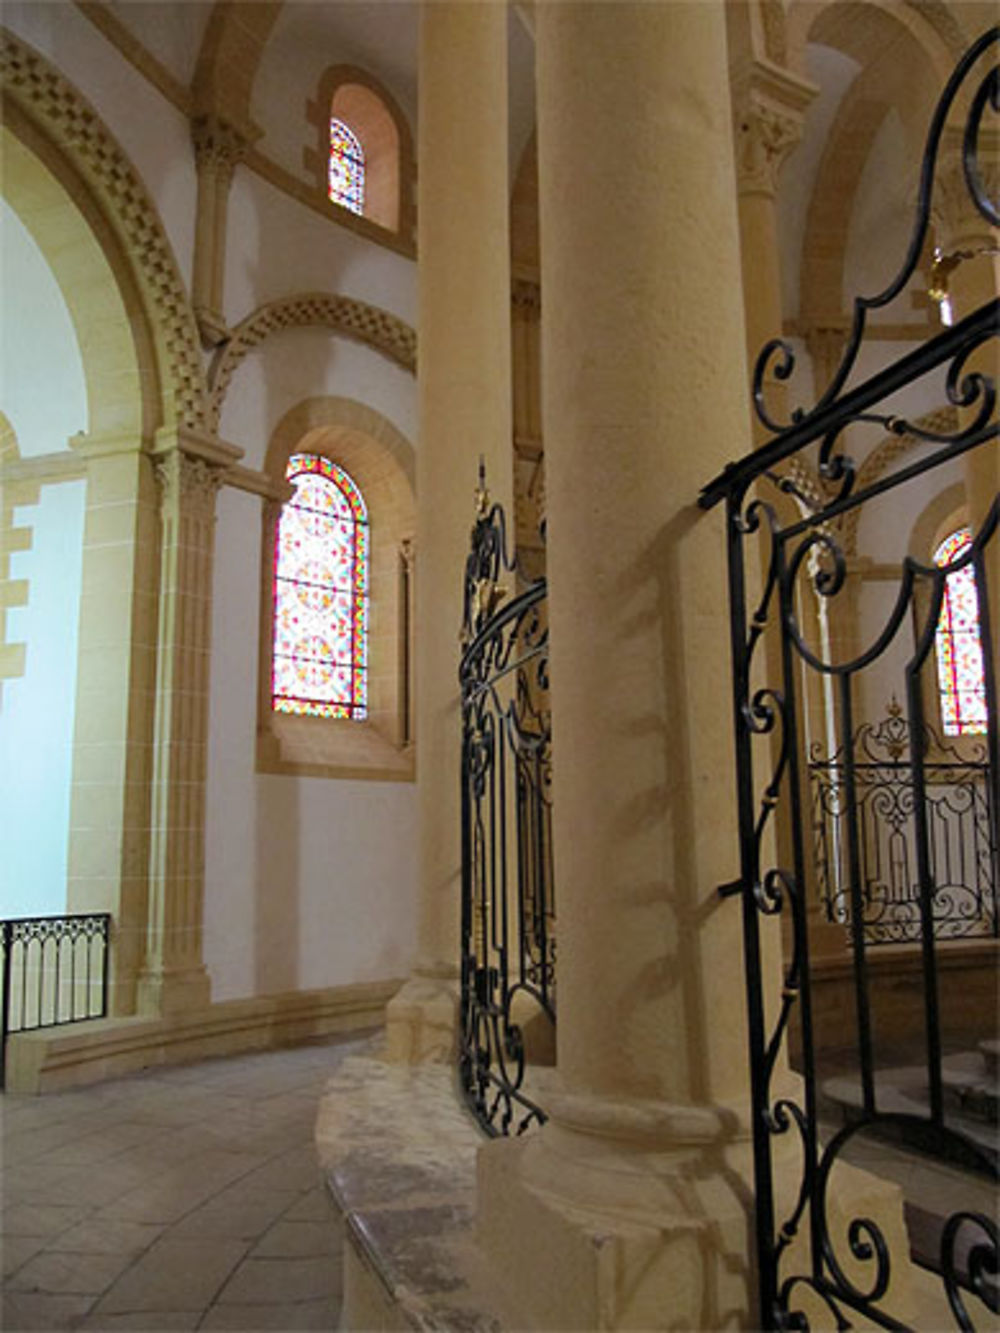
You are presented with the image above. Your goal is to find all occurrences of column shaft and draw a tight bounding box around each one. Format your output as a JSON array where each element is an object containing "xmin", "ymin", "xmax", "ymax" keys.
[
  {"xmin": 415, "ymin": 0, "xmax": 514, "ymax": 975},
  {"xmin": 537, "ymin": 0, "xmax": 752, "ymax": 1108}
]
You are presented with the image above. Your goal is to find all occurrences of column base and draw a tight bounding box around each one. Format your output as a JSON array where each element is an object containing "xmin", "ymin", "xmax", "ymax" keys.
[
  {"xmin": 383, "ymin": 971, "xmax": 459, "ymax": 1064},
  {"xmin": 478, "ymin": 1089, "xmax": 917, "ymax": 1331},
  {"xmin": 136, "ymin": 963, "xmax": 212, "ymax": 1017}
]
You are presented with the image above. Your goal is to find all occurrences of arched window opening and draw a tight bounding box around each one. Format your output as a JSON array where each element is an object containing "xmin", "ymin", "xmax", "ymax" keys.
[
  {"xmin": 329, "ymin": 118, "xmax": 365, "ymax": 215},
  {"xmin": 272, "ymin": 454, "xmax": 369, "ymax": 720},
  {"xmin": 933, "ymin": 526, "xmax": 987, "ymax": 736}
]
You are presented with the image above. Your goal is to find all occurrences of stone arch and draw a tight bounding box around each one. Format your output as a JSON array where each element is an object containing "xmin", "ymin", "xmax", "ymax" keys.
[
  {"xmin": 791, "ymin": 1, "xmax": 961, "ymax": 329},
  {"xmin": 259, "ymin": 396, "xmax": 416, "ymax": 781},
  {"xmin": 307, "ymin": 64, "xmax": 416, "ymax": 244},
  {"xmin": 0, "ymin": 29, "xmax": 207, "ymax": 434},
  {"xmin": 1, "ymin": 118, "xmax": 144, "ymax": 440},
  {"xmin": 207, "ymin": 293, "xmax": 417, "ymax": 432},
  {"xmin": 192, "ymin": 1, "xmax": 283, "ymax": 130}
]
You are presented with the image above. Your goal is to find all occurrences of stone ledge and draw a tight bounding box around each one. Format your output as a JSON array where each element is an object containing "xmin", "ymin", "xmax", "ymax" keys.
[
  {"xmin": 315, "ymin": 1055, "xmax": 527, "ymax": 1332},
  {"xmin": 6, "ymin": 979, "xmax": 402, "ymax": 1093}
]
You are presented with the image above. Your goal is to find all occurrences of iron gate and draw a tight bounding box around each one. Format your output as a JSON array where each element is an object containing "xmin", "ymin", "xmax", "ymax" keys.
[
  {"xmin": 700, "ymin": 27, "xmax": 998, "ymax": 1332},
  {"xmin": 458, "ymin": 468, "xmax": 555, "ymax": 1136},
  {"xmin": 810, "ymin": 701, "xmax": 996, "ymax": 944}
]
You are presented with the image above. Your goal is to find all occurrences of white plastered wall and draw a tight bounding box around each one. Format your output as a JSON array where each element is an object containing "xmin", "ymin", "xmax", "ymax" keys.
[
  {"xmin": 204, "ymin": 482, "xmax": 417, "ymax": 1001},
  {"xmin": 2, "ymin": 2, "xmax": 198, "ymax": 294}
]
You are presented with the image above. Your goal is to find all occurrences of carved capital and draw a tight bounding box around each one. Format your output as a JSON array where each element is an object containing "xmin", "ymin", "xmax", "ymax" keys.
[
  {"xmin": 399, "ymin": 536, "xmax": 415, "ymax": 572},
  {"xmin": 154, "ymin": 448, "xmax": 226, "ymax": 517},
  {"xmin": 191, "ymin": 114, "xmax": 251, "ymax": 180},
  {"xmin": 734, "ymin": 93, "xmax": 804, "ymax": 197}
]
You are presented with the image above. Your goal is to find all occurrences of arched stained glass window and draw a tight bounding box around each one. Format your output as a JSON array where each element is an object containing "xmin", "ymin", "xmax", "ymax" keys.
[
  {"xmin": 933, "ymin": 526, "xmax": 987, "ymax": 736},
  {"xmin": 329, "ymin": 118, "xmax": 364, "ymax": 214},
  {"xmin": 272, "ymin": 454, "xmax": 368, "ymax": 720}
]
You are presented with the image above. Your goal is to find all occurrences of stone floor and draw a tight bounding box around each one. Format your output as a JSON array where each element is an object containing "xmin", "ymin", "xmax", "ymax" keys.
[{"xmin": 1, "ymin": 1033, "xmax": 374, "ymax": 1332}]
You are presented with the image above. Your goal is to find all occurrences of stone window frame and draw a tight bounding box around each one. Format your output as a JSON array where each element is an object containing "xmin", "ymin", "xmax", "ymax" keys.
[
  {"xmin": 908, "ymin": 484, "xmax": 987, "ymax": 763},
  {"xmin": 305, "ymin": 65, "xmax": 416, "ymax": 247},
  {"xmin": 257, "ymin": 404, "xmax": 415, "ymax": 783}
]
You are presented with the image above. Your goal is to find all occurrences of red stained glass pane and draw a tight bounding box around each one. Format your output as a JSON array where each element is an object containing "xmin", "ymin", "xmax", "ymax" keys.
[
  {"xmin": 329, "ymin": 118, "xmax": 364, "ymax": 215},
  {"xmin": 272, "ymin": 454, "xmax": 368, "ymax": 720},
  {"xmin": 933, "ymin": 527, "xmax": 987, "ymax": 736}
]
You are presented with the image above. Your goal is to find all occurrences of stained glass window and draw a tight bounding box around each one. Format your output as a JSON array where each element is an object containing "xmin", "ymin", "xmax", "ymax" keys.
[
  {"xmin": 272, "ymin": 454, "xmax": 368, "ymax": 720},
  {"xmin": 329, "ymin": 118, "xmax": 364, "ymax": 214},
  {"xmin": 933, "ymin": 527, "xmax": 987, "ymax": 736}
]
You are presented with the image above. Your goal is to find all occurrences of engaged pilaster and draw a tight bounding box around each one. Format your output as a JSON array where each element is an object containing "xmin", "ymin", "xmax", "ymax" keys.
[
  {"xmin": 137, "ymin": 429, "xmax": 241, "ymax": 1016},
  {"xmin": 191, "ymin": 115, "xmax": 253, "ymax": 348}
]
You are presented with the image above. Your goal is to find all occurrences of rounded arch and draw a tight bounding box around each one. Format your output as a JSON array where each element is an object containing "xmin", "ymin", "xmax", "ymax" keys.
[
  {"xmin": 791, "ymin": 2, "xmax": 959, "ymax": 329},
  {"xmin": 310, "ymin": 64, "xmax": 416, "ymax": 243},
  {"xmin": 1, "ymin": 119, "xmax": 144, "ymax": 441},
  {"xmin": 259, "ymin": 396, "xmax": 416, "ymax": 781},
  {"xmin": 208, "ymin": 293, "xmax": 417, "ymax": 432},
  {"xmin": 0, "ymin": 29, "xmax": 207, "ymax": 435}
]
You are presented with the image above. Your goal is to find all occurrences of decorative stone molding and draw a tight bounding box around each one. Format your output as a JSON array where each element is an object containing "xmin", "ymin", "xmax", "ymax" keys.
[
  {"xmin": 903, "ymin": 0, "xmax": 969, "ymax": 61},
  {"xmin": 207, "ymin": 292, "xmax": 417, "ymax": 430},
  {"xmin": 0, "ymin": 30, "xmax": 207, "ymax": 432},
  {"xmin": 153, "ymin": 449, "xmax": 226, "ymax": 516},
  {"xmin": 191, "ymin": 113, "xmax": 251, "ymax": 180},
  {"xmin": 732, "ymin": 62, "xmax": 815, "ymax": 199}
]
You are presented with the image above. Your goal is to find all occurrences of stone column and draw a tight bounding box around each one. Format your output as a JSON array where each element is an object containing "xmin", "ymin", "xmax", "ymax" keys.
[
  {"xmin": 477, "ymin": 6, "xmax": 911, "ymax": 1327},
  {"xmin": 136, "ymin": 429, "xmax": 240, "ymax": 1016},
  {"xmin": 384, "ymin": 0, "xmax": 514, "ymax": 1062},
  {"xmin": 191, "ymin": 115, "xmax": 251, "ymax": 349}
]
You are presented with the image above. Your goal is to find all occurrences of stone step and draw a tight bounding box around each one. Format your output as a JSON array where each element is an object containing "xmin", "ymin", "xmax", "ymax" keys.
[
  {"xmin": 941, "ymin": 1062, "xmax": 998, "ymax": 1127},
  {"xmin": 979, "ymin": 1038, "xmax": 999, "ymax": 1079},
  {"xmin": 905, "ymin": 1200, "xmax": 1000, "ymax": 1310}
]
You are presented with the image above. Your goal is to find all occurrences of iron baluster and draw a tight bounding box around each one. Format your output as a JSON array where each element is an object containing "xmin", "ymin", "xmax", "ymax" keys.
[
  {"xmin": 700, "ymin": 27, "xmax": 998, "ymax": 1332},
  {"xmin": 839, "ymin": 673, "xmax": 877, "ymax": 1115},
  {"xmin": 458, "ymin": 471, "xmax": 553, "ymax": 1136}
]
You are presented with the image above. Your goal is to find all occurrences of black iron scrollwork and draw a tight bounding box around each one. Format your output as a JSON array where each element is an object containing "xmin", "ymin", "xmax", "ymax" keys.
[
  {"xmin": 705, "ymin": 27, "xmax": 999, "ymax": 1333},
  {"xmin": 752, "ymin": 26, "xmax": 999, "ymax": 454},
  {"xmin": 459, "ymin": 465, "xmax": 554, "ymax": 1137}
]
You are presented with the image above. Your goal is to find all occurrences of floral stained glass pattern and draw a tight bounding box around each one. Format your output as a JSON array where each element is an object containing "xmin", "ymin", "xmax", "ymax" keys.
[
  {"xmin": 933, "ymin": 527, "xmax": 987, "ymax": 736},
  {"xmin": 329, "ymin": 118, "xmax": 364, "ymax": 214},
  {"xmin": 272, "ymin": 454, "xmax": 368, "ymax": 720}
]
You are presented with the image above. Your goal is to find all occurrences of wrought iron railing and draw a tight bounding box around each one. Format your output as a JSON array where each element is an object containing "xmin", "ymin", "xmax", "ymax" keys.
[
  {"xmin": 811, "ymin": 701, "xmax": 997, "ymax": 944},
  {"xmin": 700, "ymin": 27, "xmax": 998, "ymax": 1333},
  {"xmin": 459, "ymin": 467, "xmax": 554, "ymax": 1136},
  {"xmin": 0, "ymin": 913, "xmax": 112, "ymax": 1088}
]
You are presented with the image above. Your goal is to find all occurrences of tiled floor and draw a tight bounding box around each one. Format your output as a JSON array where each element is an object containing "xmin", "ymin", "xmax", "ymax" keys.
[{"xmin": 1, "ymin": 1034, "xmax": 373, "ymax": 1332}]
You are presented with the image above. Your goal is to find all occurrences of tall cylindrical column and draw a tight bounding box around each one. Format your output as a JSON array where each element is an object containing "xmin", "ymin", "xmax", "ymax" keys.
[
  {"xmin": 538, "ymin": 0, "xmax": 752, "ymax": 1109},
  {"xmin": 478, "ymin": 8, "xmax": 913, "ymax": 1327},
  {"xmin": 385, "ymin": 0, "xmax": 514, "ymax": 1062}
]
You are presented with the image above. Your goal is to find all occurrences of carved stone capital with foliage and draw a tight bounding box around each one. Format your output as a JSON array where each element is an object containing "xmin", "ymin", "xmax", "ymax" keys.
[{"xmin": 191, "ymin": 114, "xmax": 252, "ymax": 182}]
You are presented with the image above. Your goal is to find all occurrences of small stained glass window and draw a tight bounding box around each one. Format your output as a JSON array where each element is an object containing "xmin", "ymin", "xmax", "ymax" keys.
[
  {"xmin": 933, "ymin": 527, "xmax": 987, "ymax": 736},
  {"xmin": 272, "ymin": 454, "xmax": 368, "ymax": 720},
  {"xmin": 329, "ymin": 118, "xmax": 365, "ymax": 214}
]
